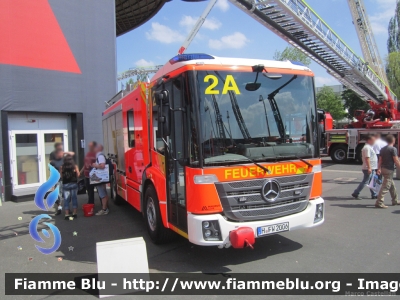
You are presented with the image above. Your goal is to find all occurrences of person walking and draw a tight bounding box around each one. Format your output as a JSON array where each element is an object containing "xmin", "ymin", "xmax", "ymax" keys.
[
  {"xmin": 352, "ymin": 134, "xmax": 378, "ymax": 200},
  {"xmin": 373, "ymin": 133, "xmax": 387, "ymax": 160},
  {"xmin": 376, "ymin": 134, "xmax": 400, "ymax": 208},
  {"xmin": 92, "ymin": 144, "xmax": 109, "ymax": 216},
  {"xmin": 80, "ymin": 141, "xmax": 97, "ymax": 204},
  {"xmin": 60, "ymin": 155, "xmax": 80, "ymax": 219}
]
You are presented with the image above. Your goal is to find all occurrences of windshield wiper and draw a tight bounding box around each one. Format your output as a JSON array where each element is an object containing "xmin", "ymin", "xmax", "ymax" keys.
[
  {"xmin": 244, "ymin": 155, "xmax": 271, "ymax": 174},
  {"xmin": 267, "ymin": 75, "xmax": 298, "ymax": 140},
  {"xmin": 277, "ymin": 154, "xmax": 313, "ymax": 168},
  {"xmin": 207, "ymin": 155, "xmax": 271, "ymax": 174}
]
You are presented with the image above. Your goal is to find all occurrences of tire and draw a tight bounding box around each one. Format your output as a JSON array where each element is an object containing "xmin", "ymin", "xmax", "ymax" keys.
[
  {"xmin": 112, "ymin": 175, "xmax": 124, "ymax": 205},
  {"xmin": 330, "ymin": 145, "xmax": 348, "ymax": 163},
  {"xmin": 144, "ymin": 185, "xmax": 175, "ymax": 244},
  {"xmin": 110, "ymin": 175, "xmax": 114, "ymax": 199}
]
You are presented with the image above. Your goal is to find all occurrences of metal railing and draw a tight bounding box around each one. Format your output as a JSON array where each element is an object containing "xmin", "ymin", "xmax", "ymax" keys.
[{"xmin": 117, "ymin": 66, "xmax": 162, "ymax": 81}]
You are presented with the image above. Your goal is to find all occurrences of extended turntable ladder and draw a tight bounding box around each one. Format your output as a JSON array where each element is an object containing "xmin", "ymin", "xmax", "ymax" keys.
[{"xmin": 229, "ymin": 0, "xmax": 397, "ymax": 103}]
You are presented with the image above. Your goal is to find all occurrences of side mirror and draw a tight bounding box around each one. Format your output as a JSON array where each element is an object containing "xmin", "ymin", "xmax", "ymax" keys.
[
  {"xmin": 157, "ymin": 90, "xmax": 170, "ymax": 105},
  {"xmin": 245, "ymin": 82, "xmax": 261, "ymax": 91},
  {"xmin": 161, "ymin": 105, "xmax": 171, "ymax": 137},
  {"xmin": 157, "ymin": 89, "xmax": 171, "ymax": 137}
]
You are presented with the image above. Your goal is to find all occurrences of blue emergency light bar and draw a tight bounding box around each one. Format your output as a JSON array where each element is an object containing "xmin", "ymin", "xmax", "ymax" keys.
[
  {"xmin": 169, "ymin": 53, "xmax": 214, "ymax": 65},
  {"xmin": 290, "ymin": 61, "xmax": 306, "ymax": 67}
]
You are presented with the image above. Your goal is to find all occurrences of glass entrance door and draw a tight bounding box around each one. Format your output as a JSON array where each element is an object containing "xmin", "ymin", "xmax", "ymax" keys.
[
  {"xmin": 10, "ymin": 132, "xmax": 42, "ymax": 188},
  {"xmin": 10, "ymin": 130, "xmax": 68, "ymax": 189}
]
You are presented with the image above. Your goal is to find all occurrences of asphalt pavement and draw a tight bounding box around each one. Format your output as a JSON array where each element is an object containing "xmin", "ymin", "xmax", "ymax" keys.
[{"xmin": 1, "ymin": 157, "xmax": 400, "ymax": 300}]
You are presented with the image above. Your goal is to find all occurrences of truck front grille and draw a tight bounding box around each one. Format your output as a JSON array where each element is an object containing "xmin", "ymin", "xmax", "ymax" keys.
[{"xmin": 215, "ymin": 174, "xmax": 313, "ymax": 222}]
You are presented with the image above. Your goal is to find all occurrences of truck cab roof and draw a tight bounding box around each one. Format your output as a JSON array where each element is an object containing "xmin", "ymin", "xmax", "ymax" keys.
[{"xmin": 152, "ymin": 53, "xmax": 313, "ymax": 82}]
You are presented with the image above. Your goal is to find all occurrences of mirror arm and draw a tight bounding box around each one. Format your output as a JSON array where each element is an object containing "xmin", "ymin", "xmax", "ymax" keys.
[
  {"xmin": 161, "ymin": 137, "xmax": 169, "ymax": 150},
  {"xmin": 161, "ymin": 138, "xmax": 176, "ymax": 161}
]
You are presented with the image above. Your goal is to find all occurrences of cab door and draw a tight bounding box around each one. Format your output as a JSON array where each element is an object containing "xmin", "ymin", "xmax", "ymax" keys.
[{"xmin": 165, "ymin": 76, "xmax": 188, "ymax": 232}]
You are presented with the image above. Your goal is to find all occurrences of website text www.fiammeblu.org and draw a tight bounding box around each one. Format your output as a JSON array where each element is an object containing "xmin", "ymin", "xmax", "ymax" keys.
[{"xmin": 5, "ymin": 273, "xmax": 400, "ymax": 296}]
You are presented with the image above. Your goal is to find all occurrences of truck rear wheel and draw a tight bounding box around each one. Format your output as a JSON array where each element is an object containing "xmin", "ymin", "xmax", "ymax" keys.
[
  {"xmin": 330, "ymin": 145, "xmax": 348, "ymax": 163},
  {"xmin": 144, "ymin": 185, "xmax": 175, "ymax": 244},
  {"xmin": 112, "ymin": 175, "xmax": 124, "ymax": 205}
]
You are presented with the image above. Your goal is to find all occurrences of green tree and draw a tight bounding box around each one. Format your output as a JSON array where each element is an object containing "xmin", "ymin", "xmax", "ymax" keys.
[
  {"xmin": 273, "ymin": 46, "xmax": 312, "ymax": 67},
  {"xmin": 316, "ymin": 86, "xmax": 346, "ymax": 121},
  {"xmin": 388, "ymin": 0, "xmax": 400, "ymax": 53},
  {"xmin": 126, "ymin": 78, "xmax": 134, "ymax": 86},
  {"xmin": 386, "ymin": 52, "xmax": 400, "ymax": 97},
  {"xmin": 342, "ymin": 89, "xmax": 370, "ymax": 119}
]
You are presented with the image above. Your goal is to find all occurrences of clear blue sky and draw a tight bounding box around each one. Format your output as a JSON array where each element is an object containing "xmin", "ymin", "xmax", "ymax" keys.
[{"xmin": 116, "ymin": 0, "xmax": 398, "ymax": 88}]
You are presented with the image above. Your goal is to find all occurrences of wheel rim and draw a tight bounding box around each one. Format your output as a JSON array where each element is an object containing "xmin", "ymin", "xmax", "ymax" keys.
[
  {"xmin": 147, "ymin": 197, "xmax": 157, "ymax": 231},
  {"xmin": 334, "ymin": 149, "xmax": 346, "ymax": 161}
]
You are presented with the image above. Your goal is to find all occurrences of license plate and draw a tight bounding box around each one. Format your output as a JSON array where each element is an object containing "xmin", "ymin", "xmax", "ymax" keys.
[{"xmin": 257, "ymin": 222, "xmax": 289, "ymax": 237}]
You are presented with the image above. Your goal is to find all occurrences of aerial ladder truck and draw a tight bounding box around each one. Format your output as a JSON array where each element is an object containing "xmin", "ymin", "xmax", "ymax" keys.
[{"xmin": 229, "ymin": 0, "xmax": 399, "ymax": 163}]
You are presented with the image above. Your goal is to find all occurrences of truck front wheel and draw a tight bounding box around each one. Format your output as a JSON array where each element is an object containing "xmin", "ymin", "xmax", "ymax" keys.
[
  {"xmin": 144, "ymin": 185, "xmax": 175, "ymax": 244},
  {"xmin": 330, "ymin": 145, "xmax": 348, "ymax": 163}
]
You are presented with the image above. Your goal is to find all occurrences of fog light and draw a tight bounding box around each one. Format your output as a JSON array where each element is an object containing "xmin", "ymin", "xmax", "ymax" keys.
[
  {"xmin": 204, "ymin": 230, "xmax": 212, "ymax": 237},
  {"xmin": 314, "ymin": 203, "xmax": 324, "ymax": 223},
  {"xmin": 202, "ymin": 220, "xmax": 222, "ymax": 241}
]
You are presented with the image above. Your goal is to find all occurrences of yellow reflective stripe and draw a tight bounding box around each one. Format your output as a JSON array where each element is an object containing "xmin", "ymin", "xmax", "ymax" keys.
[{"xmin": 168, "ymin": 224, "xmax": 188, "ymax": 239}]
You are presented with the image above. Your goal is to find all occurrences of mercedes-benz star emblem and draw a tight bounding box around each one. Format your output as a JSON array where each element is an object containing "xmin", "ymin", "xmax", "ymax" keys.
[{"xmin": 261, "ymin": 180, "xmax": 281, "ymax": 202}]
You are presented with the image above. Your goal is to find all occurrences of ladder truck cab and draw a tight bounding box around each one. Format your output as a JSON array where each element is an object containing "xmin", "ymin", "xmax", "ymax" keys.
[{"xmin": 103, "ymin": 54, "xmax": 324, "ymax": 248}]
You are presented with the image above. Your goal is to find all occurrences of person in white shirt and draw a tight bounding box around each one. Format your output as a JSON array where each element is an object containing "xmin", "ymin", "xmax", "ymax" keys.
[
  {"xmin": 352, "ymin": 135, "xmax": 378, "ymax": 200},
  {"xmin": 92, "ymin": 144, "xmax": 109, "ymax": 215},
  {"xmin": 373, "ymin": 133, "xmax": 387, "ymax": 159}
]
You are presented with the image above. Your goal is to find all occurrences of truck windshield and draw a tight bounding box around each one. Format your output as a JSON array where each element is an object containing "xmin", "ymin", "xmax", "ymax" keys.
[{"xmin": 195, "ymin": 70, "xmax": 318, "ymax": 166}]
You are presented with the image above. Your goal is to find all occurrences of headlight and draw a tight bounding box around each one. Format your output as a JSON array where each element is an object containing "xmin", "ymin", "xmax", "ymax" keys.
[
  {"xmin": 312, "ymin": 164, "xmax": 322, "ymax": 173},
  {"xmin": 194, "ymin": 174, "xmax": 218, "ymax": 184},
  {"xmin": 314, "ymin": 203, "xmax": 324, "ymax": 223},
  {"xmin": 202, "ymin": 220, "xmax": 222, "ymax": 241}
]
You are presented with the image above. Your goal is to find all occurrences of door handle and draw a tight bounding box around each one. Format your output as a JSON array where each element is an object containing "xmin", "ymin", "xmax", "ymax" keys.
[{"xmin": 129, "ymin": 166, "xmax": 132, "ymax": 173}]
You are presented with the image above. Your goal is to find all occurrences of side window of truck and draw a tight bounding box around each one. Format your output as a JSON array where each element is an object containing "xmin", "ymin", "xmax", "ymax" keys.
[
  {"xmin": 152, "ymin": 84, "xmax": 172, "ymax": 155},
  {"xmin": 127, "ymin": 109, "xmax": 135, "ymax": 148}
]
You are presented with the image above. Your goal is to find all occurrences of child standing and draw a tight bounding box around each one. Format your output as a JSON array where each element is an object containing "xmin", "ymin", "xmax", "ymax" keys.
[{"xmin": 61, "ymin": 155, "xmax": 80, "ymax": 220}]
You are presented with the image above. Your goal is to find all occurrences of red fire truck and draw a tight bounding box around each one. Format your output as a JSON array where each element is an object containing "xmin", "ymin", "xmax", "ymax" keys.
[
  {"xmin": 327, "ymin": 128, "xmax": 400, "ymax": 163},
  {"xmin": 103, "ymin": 54, "xmax": 324, "ymax": 248}
]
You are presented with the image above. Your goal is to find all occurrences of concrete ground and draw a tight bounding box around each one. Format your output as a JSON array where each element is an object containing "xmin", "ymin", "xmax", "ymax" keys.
[{"xmin": 1, "ymin": 157, "xmax": 400, "ymax": 299}]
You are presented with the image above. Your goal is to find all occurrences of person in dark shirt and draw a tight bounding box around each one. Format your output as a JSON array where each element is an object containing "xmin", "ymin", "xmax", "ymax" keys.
[
  {"xmin": 376, "ymin": 134, "xmax": 400, "ymax": 208},
  {"xmin": 60, "ymin": 155, "xmax": 80, "ymax": 220},
  {"xmin": 49, "ymin": 142, "xmax": 74, "ymax": 161},
  {"xmin": 49, "ymin": 143, "xmax": 62, "ymax": 161},
  {"xmin": 50, "ymin": 149, "xmax": 64, "ymax": 215},
  {"xmin": 50, "ymin": 148, "xmax": 74, "ymax": 215},
  {"xmin": 79, "ymin": 141, "xmax": 97, "ymax": 204}
]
